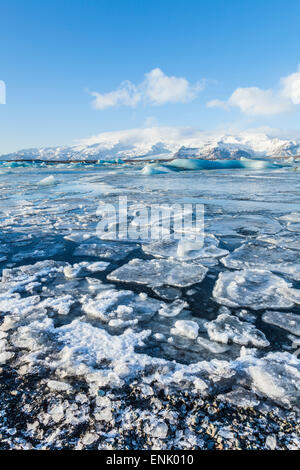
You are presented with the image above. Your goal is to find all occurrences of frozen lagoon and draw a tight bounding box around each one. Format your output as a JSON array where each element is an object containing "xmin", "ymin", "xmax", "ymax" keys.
[{"xmin": 0, "ymin": 161, "xmax": 299, "ymax": 449}]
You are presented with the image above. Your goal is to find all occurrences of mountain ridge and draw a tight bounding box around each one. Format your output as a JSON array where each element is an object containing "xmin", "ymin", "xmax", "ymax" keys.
[{"xmin": 1, "ymin": 127, "xmax": 300, "ymax": 161}]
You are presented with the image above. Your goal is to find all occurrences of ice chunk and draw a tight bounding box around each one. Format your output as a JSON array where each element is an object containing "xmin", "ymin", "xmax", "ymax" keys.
[
  {"xmin": 217, "ymin": 388, "xmax": 260, "ymax": 409},
  {"xmin": 158, "ymin": 299, "xmax": 188, "ymax": 317},
  {"xmin": 171, "ymin": 320, "xmax": 199, "ymax": 340},
  {"xmin": 74, "ymin": 241, "xmax": 137, "ymax": 261},
  {"xmin": 152, "ymin": 286, "xmax": 181, "ymax": 300},
  {"xmin": 85, "ymin": 261, "xmax": 110, "ymax": 272},
  {"xmin": 265, "ymin": 435, "xmax": 277, "ymax": 450},
  {"xmin": 145, "ymin": 420, "xmax": 168, "ymax": 439},
  {"xmin": 213, "ymin": 269, "xmax": 298, "ymax": 310},
  {"xmin": 221, "ymin": 241, "xmax": 300, "ymax": 281},
  {"xmin": 196, "ymin": 336, "xmax": 230, "ymax": 354},
  {"xmin": 47, "ymin": 380, "xmax": 72, "ymax": 392},
  {"xmin": 141, "ymin": 164, "xmax": 172, "ymax": 176},
  {"xmin": 142, "ymin": 234, "xmax": 228, "ymax": 261},
  {"xmin": 247, "ymin": 353, "xmax": 300, "ymax": 408},
  {"xmin": 38, "ymin": 175, "xmax": 59, "ymax": 186},
  {"xmin": 205, "ymin": 313, "xmax": 269, "ymax": 348},
  {"xmin": 262, "ymin": 311, "xmax": 300, "ymax": 336},
  {"xmin": 108, "ymin": 258, "xmax": 207, "ymax": 288},
  {"xmin": 0, "ymin": 351, "xmax": 15, "ymax": 364}
]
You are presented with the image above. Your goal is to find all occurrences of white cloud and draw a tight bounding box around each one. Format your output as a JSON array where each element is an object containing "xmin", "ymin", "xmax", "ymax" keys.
[
  {"xmin": 143, "ymin": 68, "xmax": 204, "ymax": 105},
  {"xmin": 90, "ymin": 68, "xmax": 204, "ymax": 109},
  {"xmin": 90, "ymin": 81, "xmax": 141, "ymax": 110},
  {"xmin": 207, "ymin": 65, "xmax": 300, "ymax": 116},
  {"xmin": 229, "ymin": 87, "xmax": 292, "ymax": 115},
  {"xmin": 207, "ymin": 98, "xmax": 229, "ymax": 111},
  {"xmin": 281, "ymin": 66, "xmax": 300, "ymax": 105}
]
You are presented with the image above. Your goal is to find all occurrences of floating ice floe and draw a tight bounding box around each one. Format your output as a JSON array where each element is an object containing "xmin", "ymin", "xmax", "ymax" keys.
[
  {"xmin": 142, "ymin": 234, "xmax": 228, "ymax": 261},
  {"xmin": 279, "ymin": 212, "xmax": 300, "ymax": 223},
  {"xmin": 259, "ymin": 232, "xmax": 300, "ymax": 251},
  {"xmin": 286, "ymin": 223, "xmax": 300, "ymax": 233},
  {"xmin": 73, "ymin": 241, "xmax": 138, "ymax": 260},
  {"xmin": 262, "ymin": 311, "xmax": 300, "ymax": 336},
  {"xmin": 213, "ymin": 269, "xmax": 300, "ymax": 310},
  {"xmin": 108, "ymin": 258, "xmax": 208, "ymax": 288},
  {"xmin": 205, "ymin": 313, "xmax": 269, "ymax": 348},
  {"xmin": 221, "ymin": 241, "xmax": 300, "ymax": 281},
  {"xmin": 206, "ymin": 215, "xmax": 282, "ymax": 237},
  {"xmin": 279, "ymin": 213, "xmax": 300, "ymax": 233},
  {"xmin": 196, "ymin": 336, "xmax": 230, "ymax": 354}
]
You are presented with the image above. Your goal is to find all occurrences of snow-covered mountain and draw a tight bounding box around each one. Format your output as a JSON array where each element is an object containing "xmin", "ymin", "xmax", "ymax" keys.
[{"xmin": 1, "ymin": 127, "xmax": 300, "ymax": 161}]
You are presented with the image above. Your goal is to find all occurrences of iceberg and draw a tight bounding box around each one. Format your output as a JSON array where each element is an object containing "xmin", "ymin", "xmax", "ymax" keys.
[{"xmin": 167, "ymin": 158, "xmax": 279, "ymax": 171}]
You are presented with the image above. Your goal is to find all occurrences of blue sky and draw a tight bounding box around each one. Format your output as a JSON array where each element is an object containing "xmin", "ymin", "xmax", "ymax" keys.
[{"xmin": 1, "ymin": 0, "xmax": 300, "ymax": 153}]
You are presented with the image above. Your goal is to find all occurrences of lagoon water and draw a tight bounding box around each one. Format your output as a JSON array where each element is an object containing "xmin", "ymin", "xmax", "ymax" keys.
[{"xmin": 0, "ymin": 161, "xmax": 299, "ymax": 449}]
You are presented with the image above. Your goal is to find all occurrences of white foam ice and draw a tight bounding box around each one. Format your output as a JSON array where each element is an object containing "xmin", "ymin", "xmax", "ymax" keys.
[
  {"xmin": 107, "ymin": 258, "xmax": 208, "ymax": 288},
  {"xmin": 205, "ymin": 313, "xmax": 269, "ymax": 348},
  {"xmin": 63, "ymin": 261, "xmax": 109, "ymax": 279},
  {"xmin": 1, "ymin": 260, "xmax": 65, "ymax": 293},
  {"xmin": 82, "ymin": 288, "xmax": 162, "ymax": 323},
  {"xmin": 213, "ymin": 269, "xmax": 299, "ymax": 310},
  {"xmin": 40, "ymin": 295, "xmax": 75, "ymax": 316}
]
